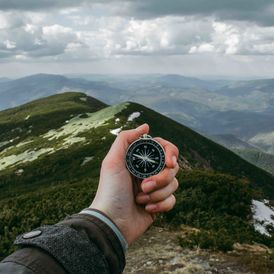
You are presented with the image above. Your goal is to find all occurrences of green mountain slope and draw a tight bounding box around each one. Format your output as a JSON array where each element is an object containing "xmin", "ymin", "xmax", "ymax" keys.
[
  {"xmin": 234, "ymin": 148, "xmax": 274, "ymax": 176},
  {"xmin": 0, "ymin": 92, "xmax": 273, "ymax": 259},
  {"xmin": 209, "ymin": 134, "xmax": 274, "ymax": 176}
]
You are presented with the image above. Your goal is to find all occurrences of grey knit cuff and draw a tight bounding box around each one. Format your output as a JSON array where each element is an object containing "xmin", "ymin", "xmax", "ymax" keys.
[
  {"xmin": 79, "ymin": 208, "xmax": 128, "ymax": 253},
  {"xmin": 14, "ymin": 224, "xmax": 108, "ymax": 274}
]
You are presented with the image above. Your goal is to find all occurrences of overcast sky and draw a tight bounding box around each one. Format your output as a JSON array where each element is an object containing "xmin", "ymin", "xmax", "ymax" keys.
[{"xmin": 1, "ymin": 0, "xmax": 274, "ymax": 79}]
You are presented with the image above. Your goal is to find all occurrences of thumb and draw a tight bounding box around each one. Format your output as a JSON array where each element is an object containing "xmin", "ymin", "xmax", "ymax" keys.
[{"xmin": 107, "ymin": 124, "xmax": 150, "ymax": 160}]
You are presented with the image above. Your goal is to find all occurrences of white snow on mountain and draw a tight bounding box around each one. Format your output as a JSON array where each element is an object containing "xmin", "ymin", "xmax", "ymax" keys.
[
  {"xmin": 43, "ymin": 103, "xmax": 128, "ymax": 141},
  {"xmin": 128, "ymin": 112, "xmax": 141, "ymax": 122},
  {"xmin": 252, "ymin": 199, "xmax": 274, "ymax": 236},
  {"xmin": 0, "ymin": 141, "xmax": 10, "ymax": 149},
  {"xmin": 0, "ymin": 148, "xmax": 54, "ymax": 171},
  {"xmin": 81, "ymin": 156, "xmax": 94, "ymax": 166},
  {"xmin": 110, "ymin": 127, "xmax": 122, "ymax": 135}
]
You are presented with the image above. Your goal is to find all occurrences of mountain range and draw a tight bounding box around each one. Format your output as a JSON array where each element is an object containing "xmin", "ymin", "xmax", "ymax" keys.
[
  {"xmin": 0, "ymin": 92, "xmax": 273, "ymax": 261},
  {"xmin": 1, "ymin": 73, "xmax": 274, "ymax": 156}
]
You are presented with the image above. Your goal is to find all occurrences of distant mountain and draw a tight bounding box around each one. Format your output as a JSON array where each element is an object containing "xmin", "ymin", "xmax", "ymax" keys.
[
  {"xmin": 1, "ymin": 73, "xmax": 274, "ymax": 153},
  {"xmin": 0, "ymin": 77, "xmax": 10, "ymax": 83},
  {"xmin": 235, "ymin": 149, "xmax": 274, "ymax": 176},
  {"xmin": 151, "ymin": 74, "xmax": 226, "ymax": 90},
  {"xmin": 249, "ymin": 131, "xmax": 274, "ymax": 154},
  {"xmin": 67, "ymin": 73, "xmax": 228, "ymax": 90},
  {"xmin": 215, "ymin": 78, "xmax": 274, "ymax": 96},
  {"xmin": 0, "ymin": 73, "xmax": 124, "ymax": 110},
  {"xmin": 210, "ymin": 134, "xmax": 274, "ymax": 175},
  {"xmin": 0, "ymin": 92, "xmax": 273, "ymax": 260},
  {"xmin": 210, "ymin": 134, "xmax": 256, "ymax": 150}
]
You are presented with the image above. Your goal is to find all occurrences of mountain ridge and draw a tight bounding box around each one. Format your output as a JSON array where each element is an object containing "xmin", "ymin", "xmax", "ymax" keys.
[
  {"xmin": 0, "ymin": 91, "xmax": 273, "ymax": 262},
  {"xmin": 0, "ymin": 92, "xmax": 273, "ymax": 198}
]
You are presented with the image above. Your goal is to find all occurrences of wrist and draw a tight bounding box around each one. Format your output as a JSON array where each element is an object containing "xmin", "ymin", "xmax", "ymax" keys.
[
  {"xmin": 88, "ymin": 199, "xmax": 133, "ymax": 243},
  {"xmin": 81, "ymin": 207, "xmax": 128, "ymax": 252}
]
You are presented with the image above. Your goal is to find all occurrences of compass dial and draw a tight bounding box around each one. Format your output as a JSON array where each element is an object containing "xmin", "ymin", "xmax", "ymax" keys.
[{"xmin": 125, "ymin": 137, "xmax": 165, "ymax": 179}]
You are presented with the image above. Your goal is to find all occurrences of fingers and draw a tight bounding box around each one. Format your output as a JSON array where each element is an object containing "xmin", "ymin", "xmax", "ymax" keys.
[
  {"xmin": 154, "ymin": 137, "xmax": 179, "ymax": 168},
  {"xmin": 114, "ymin": 123, "xmax": 149, "ymax": 150},
  {"xmin": 145, "ymin": 194, "xmax": 176, "ymax": 213},
  {"xmin": 141, "ymin": 163, "xmax": 179, "ymax": 193},
  {"xmin": 103, "ymin": 123, "xmax": 149, "ymax": 167},
  {"xmin": 136, "ymin": 178, "xmax": 179, "ymax": 204}
]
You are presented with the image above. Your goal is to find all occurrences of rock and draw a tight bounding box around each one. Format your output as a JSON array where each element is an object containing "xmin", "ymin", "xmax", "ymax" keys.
[{"xmin": 233, "ymin": 242, "xmax": 272, "ymax": 254}]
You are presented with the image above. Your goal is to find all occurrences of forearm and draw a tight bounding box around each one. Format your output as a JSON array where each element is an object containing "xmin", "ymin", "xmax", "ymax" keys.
[{"xmin": 0, "ymin": 210, "xmax": 126, "ymax": 274}]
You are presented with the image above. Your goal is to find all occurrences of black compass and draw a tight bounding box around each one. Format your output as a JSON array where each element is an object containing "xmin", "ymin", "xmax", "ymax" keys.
[{"xmin": 125, "ymin": 134, "xmax": 166, "ymax": 179}]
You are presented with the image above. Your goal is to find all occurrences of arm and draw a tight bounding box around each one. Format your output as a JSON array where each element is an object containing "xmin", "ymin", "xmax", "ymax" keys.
[
  {"xmin": 0, "ymin": 124, "xmax": 179, "ymax": 274},
  {"xmin": 0, "ymin": 210, "xmax": 125, "ymax": 274}
]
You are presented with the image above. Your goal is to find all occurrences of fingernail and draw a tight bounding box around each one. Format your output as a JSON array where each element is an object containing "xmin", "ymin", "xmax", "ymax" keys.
[
  {"xmin": 136, "ymin": 124, "xmax": 146, "ymax": 130},
  {"xmin": 142, "ymin": 181, "xmax": 156, "ymax": 193},
  {"xmin": 172, "ymin": 156, "xmax": 177, "ymax": 166},
  {"xmin": 146, "ymin": 204, "xmax": 157, "ymax": 211}
]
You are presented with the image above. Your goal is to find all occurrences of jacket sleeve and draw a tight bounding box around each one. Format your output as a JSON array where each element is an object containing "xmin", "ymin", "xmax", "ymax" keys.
[{"xmin": 0, "ymin": 209, "xmax": 126, "ymax": 274}]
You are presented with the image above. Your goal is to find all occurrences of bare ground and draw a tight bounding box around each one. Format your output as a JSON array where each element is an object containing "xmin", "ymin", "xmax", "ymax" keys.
[{"xmin": 124, "ymin": 226, "xmax": 273, "ymax": 274}]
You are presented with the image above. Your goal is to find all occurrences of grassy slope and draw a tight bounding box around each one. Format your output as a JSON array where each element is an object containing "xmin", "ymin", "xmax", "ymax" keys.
[
  {"xmin": 0, "ymin": 92, "xmax": 107, "ymax": 149},
  {"xmin": 0, "ymin": 92, "xmax": 273, "ymax": 259},
  {"xmin": 124, "ymin": 102, "xmax": 274, "ymax": 199}
]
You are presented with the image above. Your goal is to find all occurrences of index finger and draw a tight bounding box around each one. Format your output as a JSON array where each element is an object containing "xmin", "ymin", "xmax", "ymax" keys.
[{"xmin": 154, "ymin": 137, "xmax": 179, "ymax": 168}]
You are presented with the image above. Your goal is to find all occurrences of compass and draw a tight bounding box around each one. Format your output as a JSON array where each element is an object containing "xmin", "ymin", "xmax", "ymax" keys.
[{"xmin": 125, "ymin": 134, "xmax": 166, "ymax": 179}]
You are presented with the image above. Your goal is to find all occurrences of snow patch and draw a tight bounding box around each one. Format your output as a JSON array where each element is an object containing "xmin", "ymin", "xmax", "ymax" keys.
[
  {"xmin": 0, "ymin": 141, "xmax": 9, "ymax": 149},
  {"xmin": 128, "ymin": 112, "xmax": 141, "ymax": 122},
  {"xmin": 25, "ymin": 115, "xmax": 30, "ymax": 120},
  {"xmin": 15, "ymin": 169, "xmax": 24, "ymax": 176},
  {"xmin": 43, "ymin": 103, "xmax": 128, "ymax": 143},
  {"xmin": 63, "ymin": 136, "xmax": 86, "ymax": 146},
  {"xmin": 16, "ymin": 140, "xmax": 33, "ymax": 148},
  {"xmin": 11, "ymin": 127, "xmax": 23, "ymax": 133},
  {"xmin": 110, "ymin": 127, "xmax": 122, "ymax": 135},
  {"xmin": 252, "ymin": 199, "xmax": 274, "ymax": 236},
  {"xmin": 81, "ymin": 156, "xmax": 94, "ymax": 166},
  {"xmin": 0, "ymin": 148, "xmax": 55, "ymax": 171}
]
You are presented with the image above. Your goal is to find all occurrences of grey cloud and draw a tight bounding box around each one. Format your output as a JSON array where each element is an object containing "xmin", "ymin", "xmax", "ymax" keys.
[
  {"xmin": 125, "ymin": 0, "xmax": 274, "ymax": 25},
  {"xmin": 0, "ymin": 0, "xmax": 87, "ymax": 11},
  {"xmin": 1, "ymin": 0, "xmax": 274, "ymax": 26}
]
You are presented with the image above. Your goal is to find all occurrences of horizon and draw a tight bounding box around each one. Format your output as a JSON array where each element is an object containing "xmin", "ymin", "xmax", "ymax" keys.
[{"xmin": 1, "ymin": 72, "xmax": 274, "ymax": 82}]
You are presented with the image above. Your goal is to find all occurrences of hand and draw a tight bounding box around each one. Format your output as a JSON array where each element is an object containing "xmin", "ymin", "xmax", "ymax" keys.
[{"xmin": 90, "ymin": 124, "xmax": 179, "ymax": 245}]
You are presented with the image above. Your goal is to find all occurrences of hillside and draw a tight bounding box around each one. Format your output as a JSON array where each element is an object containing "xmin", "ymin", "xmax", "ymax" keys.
[
  {"xmin": 0, "ymin": 92, "xmax": 273, "ymax": 267},
  {"xmin": 210, "ymin": 134, "xmax": 274, "ymax": 176}
]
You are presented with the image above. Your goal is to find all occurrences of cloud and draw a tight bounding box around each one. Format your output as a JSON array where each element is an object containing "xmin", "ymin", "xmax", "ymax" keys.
[
  {"xmin": 0, "ymin": 0, "xmax": 87, "ymax": 11},
  {"xmin": 1, "ymin": 10, "xmax": 274, "ymax": 63},
  {"xmin": 124, "ymin": 0, "xmax": 274, "ymax": 26},
  {"xmin": 0, "ymin": 0, "xmax": 274, "ymax": 74},
  {"xmin": 1, "ymin": 1, "xmax": 274, "ymax": 26}
]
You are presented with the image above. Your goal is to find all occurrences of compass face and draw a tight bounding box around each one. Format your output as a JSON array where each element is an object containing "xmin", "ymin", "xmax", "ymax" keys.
[{"xmin": 125, "ymin": 138, "xmax": 166, "ymax": 179}]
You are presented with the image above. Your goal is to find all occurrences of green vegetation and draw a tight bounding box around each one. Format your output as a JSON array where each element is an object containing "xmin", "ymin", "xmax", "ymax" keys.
[
  {"xmin": 166, "ymin": 170, "xmax": 274, "ymax": 251},
  {"xmin": 0, "ymin": 92, "xmax": 273, "ymax": 261}
]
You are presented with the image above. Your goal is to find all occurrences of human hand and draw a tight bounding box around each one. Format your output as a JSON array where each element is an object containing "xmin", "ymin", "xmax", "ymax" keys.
[{"xmin": 90, "ymin": 124, "xmax": 179, "ymax": 245}]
